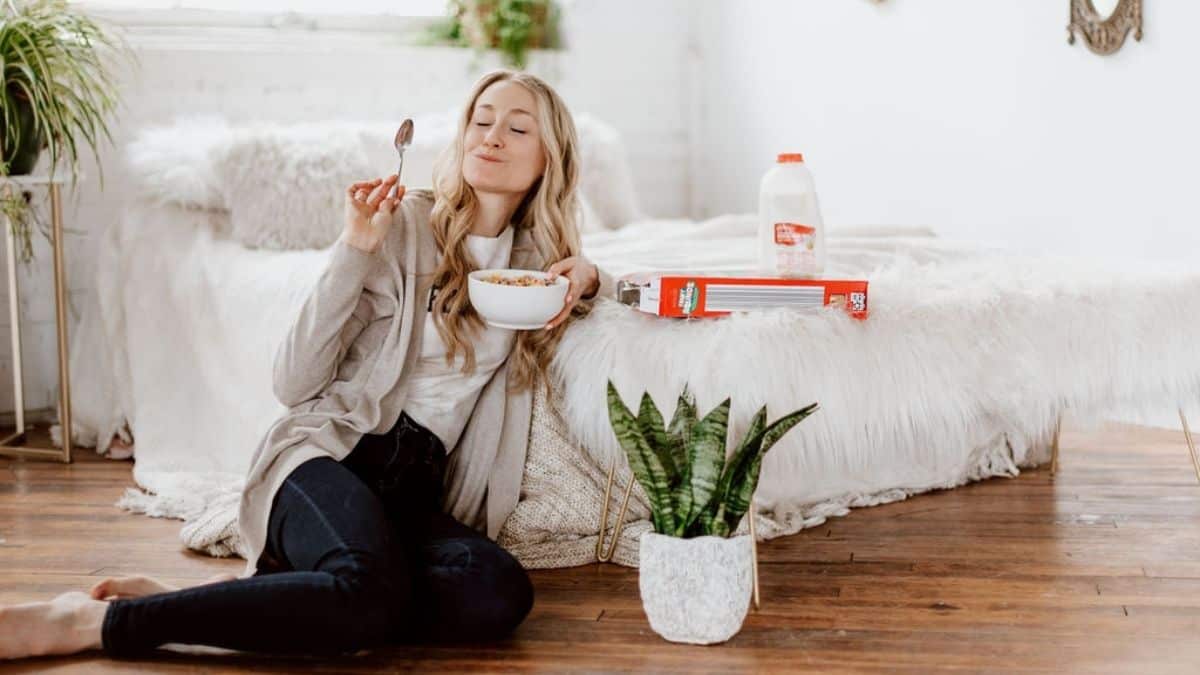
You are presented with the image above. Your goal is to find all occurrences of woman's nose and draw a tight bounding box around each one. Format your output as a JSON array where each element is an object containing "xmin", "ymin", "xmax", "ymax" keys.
[{"xmin": 484, "ymin": 126, "xmax": 503, "ymax": 147}]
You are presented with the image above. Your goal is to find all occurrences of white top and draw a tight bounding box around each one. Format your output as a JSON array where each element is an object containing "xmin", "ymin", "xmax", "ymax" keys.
[{"xmin": 403, "ymin": 225, "xmax": 517, "ymax": 451}]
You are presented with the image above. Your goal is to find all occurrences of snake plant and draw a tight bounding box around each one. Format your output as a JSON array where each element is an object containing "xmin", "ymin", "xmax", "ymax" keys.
[{"xmin": 606, "ymin": 379, "xmax": 819, "ymax": 538}]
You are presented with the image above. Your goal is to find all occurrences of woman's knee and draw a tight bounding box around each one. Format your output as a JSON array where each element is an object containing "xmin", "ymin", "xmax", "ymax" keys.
[
  {"xmin": 320, "ymin": 549, "xmax": 411, "ymax": 650},
  {"xmin": 482, "ymin": 551, "xmax": 534, "ymax": 637},
  {"xmin": 425, "ymin": 540, "xmax": 534, "ymax": 642}
]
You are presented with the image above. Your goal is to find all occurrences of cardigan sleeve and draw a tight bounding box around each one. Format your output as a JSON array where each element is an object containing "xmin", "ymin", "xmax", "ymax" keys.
[
  {"xmin": 578, "ymin": 261, "xmax": 616, "ymax": 304},
  {"xmin": 272, "ymin": 238, "xmax": 378, "ymax": 407}
]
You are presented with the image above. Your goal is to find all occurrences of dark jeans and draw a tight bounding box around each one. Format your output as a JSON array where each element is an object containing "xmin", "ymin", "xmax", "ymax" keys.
[{"xmin": 101, "ymin": 411, "xmax": 534, "ymax": 658}]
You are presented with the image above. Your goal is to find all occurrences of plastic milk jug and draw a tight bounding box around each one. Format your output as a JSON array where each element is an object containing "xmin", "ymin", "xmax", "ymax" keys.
[{"xmin": 758, "ymin": 153, "xmax": 826, "ymax": 278}]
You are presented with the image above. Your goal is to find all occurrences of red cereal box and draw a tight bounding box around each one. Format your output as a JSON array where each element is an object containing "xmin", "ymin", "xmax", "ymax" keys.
[{"xmin": 616, "ymin": 273, "xmax": 868, "ymax": 320}]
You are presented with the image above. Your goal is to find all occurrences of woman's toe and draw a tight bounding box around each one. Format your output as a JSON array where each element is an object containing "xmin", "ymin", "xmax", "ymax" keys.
[
  {"xmin": 203, "ymin": 573, "xmax": 238, "ymax": 585},
  {"xmin": 89, "ymin": 575, "xmax": 177, "ymax": 600}
]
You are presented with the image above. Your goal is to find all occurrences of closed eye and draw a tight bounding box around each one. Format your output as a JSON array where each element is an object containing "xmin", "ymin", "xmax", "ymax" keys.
[{"xmin": 475, "ymin": 122, "xmax": 526, "ymax": 135}]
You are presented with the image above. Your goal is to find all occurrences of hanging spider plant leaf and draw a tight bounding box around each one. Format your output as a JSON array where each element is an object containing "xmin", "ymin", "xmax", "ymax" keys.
[{"xmin": 607, "ymin": 380, "xmax": 676, "ymax": 533}]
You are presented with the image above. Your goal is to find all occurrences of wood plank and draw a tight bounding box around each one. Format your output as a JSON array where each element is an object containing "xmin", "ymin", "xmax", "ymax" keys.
[{"xmin": 2, "ymin": 420, "xmax": 1200, "ymax": 673}]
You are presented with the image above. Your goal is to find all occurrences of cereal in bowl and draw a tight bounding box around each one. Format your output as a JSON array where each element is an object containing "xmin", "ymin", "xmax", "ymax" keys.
[{"xmin": 481, "ymin": 273, "xmax": 557, "ymax": 287}]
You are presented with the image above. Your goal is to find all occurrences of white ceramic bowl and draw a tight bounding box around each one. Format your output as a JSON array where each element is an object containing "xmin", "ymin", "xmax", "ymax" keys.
[{"xmin": 468, "ymin": 268, "xmax": 570, "ymax": 330}]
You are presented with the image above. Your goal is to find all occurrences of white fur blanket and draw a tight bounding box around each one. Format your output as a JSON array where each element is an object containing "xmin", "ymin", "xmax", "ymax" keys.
[
  {"xmin": 501, "ymin": 217, "xmax": 1200, "ymax": 566},
  {"xmin": 60, "ymin": 203, "xmax": 1200, "ymax": 566}
]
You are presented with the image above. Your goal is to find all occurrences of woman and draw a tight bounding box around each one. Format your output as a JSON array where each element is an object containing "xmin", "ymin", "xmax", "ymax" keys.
[{"xmin": 0, "ymin": 69, "xmax": 614, "ymax": 660}]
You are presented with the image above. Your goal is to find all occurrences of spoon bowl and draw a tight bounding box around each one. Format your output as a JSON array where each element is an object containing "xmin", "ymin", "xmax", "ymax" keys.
[{"xmin": 389, "ymin": 118, "xmax": 414, "ymax": 198}]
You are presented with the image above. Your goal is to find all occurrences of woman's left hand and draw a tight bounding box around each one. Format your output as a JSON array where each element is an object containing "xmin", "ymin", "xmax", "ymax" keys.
[{"xmin": 543, "ymin": 255, "xmax": 599, "ymax": 331}]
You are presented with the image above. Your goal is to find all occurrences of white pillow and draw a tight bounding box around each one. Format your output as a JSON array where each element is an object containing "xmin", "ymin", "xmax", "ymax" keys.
[
  {"xmin": 126, "ymin": 110, "xmax": 641, "ymax": 250},
  {"xmin": 211, "ymin": 115, "xmax": 458, "ymax": 250},
  {"xmin": 212, "ymin": 121, "xmax": 372, "ymax": 250},
  {"xmin": 124, "ymin": 114, "xmax": 230, "ymax": 211},
  {"xmin": 357, "ymin": 111, "xmax": 458, "ymax": 192},
  {"xmin": 574, "ymin": 113, "xmax": 644, "ymax": 229},
  {"xmin": 576, "ymin": 194, "xmax": 607, "ymax": 235}
]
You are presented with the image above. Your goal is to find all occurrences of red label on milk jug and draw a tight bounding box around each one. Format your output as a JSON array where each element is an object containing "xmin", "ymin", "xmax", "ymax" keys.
[{"xmin": 774, "ymin": 222, "xmax": 815, "ymax": 247}]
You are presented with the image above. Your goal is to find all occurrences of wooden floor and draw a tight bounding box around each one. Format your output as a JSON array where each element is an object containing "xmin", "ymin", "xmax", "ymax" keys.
[{"xmin": 3, "ymin": 422, "xmax": 1200, "ymax": 673}]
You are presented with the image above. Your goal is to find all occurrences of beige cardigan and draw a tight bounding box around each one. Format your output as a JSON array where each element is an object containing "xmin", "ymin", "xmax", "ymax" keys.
[{"xmin": 236, "ymin": 190, "xmax": 616, "ymax": 577}]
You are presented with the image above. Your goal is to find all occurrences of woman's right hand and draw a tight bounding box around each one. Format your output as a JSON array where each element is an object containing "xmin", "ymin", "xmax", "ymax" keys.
[{"xmin": 342, "ymin": 174, "xmax": 405, "ymax": 254}]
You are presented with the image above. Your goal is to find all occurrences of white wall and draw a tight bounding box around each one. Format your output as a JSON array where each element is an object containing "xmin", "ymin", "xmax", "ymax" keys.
[
  {"xmin": 691, "ymin": 0, "xmax": 1200, "ymax": 264},
  {"xmin": 691, "ymin": 0, "xmax": 1200, "ymax": 430},
  {"xmin": 0, "ymin": 0, "xmax": 693, "ymax": 417}
]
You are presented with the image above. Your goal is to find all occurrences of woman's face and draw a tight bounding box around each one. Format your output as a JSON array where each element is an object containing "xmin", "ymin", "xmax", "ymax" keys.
[{"xmin": 462, "ymin": 80, "xmax": 547, "ymax": 196}]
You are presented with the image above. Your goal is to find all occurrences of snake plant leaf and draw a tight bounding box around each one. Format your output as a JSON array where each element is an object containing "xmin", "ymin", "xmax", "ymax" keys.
[
  {"xmin": 710, "ymin": 517, "xmax": 731, "ymax": 538},
  {"xmin": 726, "ymin": 406, "xmax": 769, "ymax": 482},
  {"xmin": 695, "ymin": 498, "xmax": 730, "ymax": 538},
  {"xmin": 666, "ymin": 383, "xmax": 698, "ymax": 447},
  {"xmin": 666, "ymin": 385, "xmax": 698, "ymax": 461},
  {"xmin": 636, "ymin": 391, "xmax": 680, "ymax": 492},
  {"xmin": 666, "ymin": 384, "xmax": 698, "ymax": 532},
  {"xmin": 695, "ymin": 500, "xmax": 716, "ymax": 536},
  {"xmin": 692, "ymin": 405, "xmax": 767, "ymax": 536},
  {"xmin": 606, "ymin": 380, "xmax": 676, "ymax": 533},
  {"xmin": 761, "ymin": 402, "xmax": 819, "ymax": 455},
  {"xmin": 708, "ymin": 405, "xmax": 769, "ymax": 528},
  {"xmin": 675, "ymin": 397, "xmax": 731, "ymax": 535},
  {"xmin": 721, "ymin": 402, "xmax": 820, "ymax": 532}
]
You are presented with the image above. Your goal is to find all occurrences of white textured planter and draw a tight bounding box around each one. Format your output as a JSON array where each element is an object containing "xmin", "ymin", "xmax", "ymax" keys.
[{"xmin": 638, "ymin": 532, "xmax": 753, "ymax": 645}]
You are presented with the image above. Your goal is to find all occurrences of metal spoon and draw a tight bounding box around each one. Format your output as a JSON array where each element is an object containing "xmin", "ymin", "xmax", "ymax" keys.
[{"xmin": 388, "ymin": 118, "xmax": 414, "ymax": 199}]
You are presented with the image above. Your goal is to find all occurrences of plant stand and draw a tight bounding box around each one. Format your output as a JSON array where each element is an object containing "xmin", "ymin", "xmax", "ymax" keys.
[{"xmin": 0, "ymin": 175, "xmax": 74, "ymax": 463}]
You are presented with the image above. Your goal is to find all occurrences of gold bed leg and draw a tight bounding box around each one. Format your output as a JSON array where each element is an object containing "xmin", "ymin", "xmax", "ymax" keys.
[
  {"xmin": 1050, "ymin": 413, "xmax": 1063, "ymax": 476},
  {"xmin": 1179, "ymin": 408, "xmax": 1200, "ymax": 484},
  {"xmin": 748, "ymin": 492, "xmax": 761, "ymax": 611},
  {"xmin": 596, "ymin": 456, "xmax": 635, "ymax": 563}
]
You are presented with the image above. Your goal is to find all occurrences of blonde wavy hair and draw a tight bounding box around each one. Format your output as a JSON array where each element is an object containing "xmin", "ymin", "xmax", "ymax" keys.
[{"xmin": 428, "ymin": 69, "xmax": 591, "ymax": 398}]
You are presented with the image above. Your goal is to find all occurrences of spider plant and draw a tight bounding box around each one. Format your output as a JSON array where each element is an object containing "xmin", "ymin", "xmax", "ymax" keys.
[
  {"xmin": 1, "ymin": 0, "xmax": 134, "ymax": 262},
  {"xmin": 606, "ymin": 379, "xmax": 820, "ymax": 538}
]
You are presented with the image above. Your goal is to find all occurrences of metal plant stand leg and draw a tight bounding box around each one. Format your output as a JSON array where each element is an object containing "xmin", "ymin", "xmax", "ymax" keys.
[
  {"xmin": 748, "ymin": 492, "xmax": 761, "ymax": 611},
  {"xmin": 596, "ymin": 457, "xmax": 635, "ymax": 563},
  {"xmin": 1180, "ymin": 408, "xmax": 1200, "ymax": 483},
  {"xmin": 0, "ymin": 181, "xmax": 73, "ymax": 463}
]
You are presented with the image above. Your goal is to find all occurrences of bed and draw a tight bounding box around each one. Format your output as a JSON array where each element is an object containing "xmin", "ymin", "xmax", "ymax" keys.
[{"xmin": 58, "ymin": 115, "xmax": 1200, "ymax": 568}]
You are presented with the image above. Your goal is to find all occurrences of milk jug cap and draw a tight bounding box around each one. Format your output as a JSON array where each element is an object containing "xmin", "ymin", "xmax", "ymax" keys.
[{"xmin": 776, "ymin": 153, "xmax": 804, "ymax": 163}]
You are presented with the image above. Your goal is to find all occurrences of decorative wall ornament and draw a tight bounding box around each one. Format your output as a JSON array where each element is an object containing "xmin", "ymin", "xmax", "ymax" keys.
[{"xmin": 1068, "ymin": 0, "xmax": 1143, "ymax": 55}]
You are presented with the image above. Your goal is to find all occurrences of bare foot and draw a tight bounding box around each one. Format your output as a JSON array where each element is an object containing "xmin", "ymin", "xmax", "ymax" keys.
[
  {"xmin": 0, "ymin": 591, "xmax": 106, "ymax": 659},
  {"xmin": 90, "ymin": 573, "xmax": 239, "ymax": 600},
  {"xmin": 107, "ymin": 433, "xmax": 134, "ymax": 461}
]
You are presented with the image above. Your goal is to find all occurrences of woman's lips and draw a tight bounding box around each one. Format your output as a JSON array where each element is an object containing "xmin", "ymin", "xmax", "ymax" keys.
[{"xmin": 474, "ymin": 153, "xmax": 503, "ymax": 163}]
